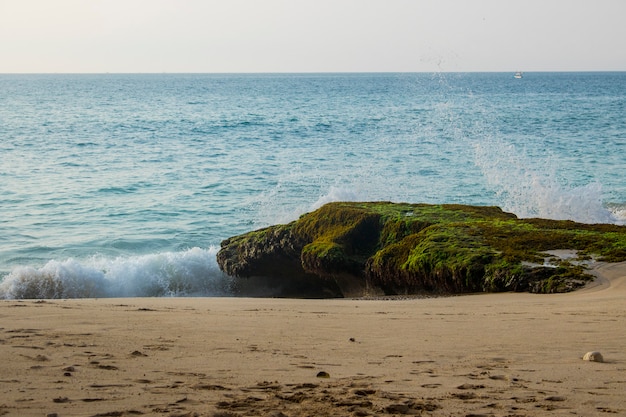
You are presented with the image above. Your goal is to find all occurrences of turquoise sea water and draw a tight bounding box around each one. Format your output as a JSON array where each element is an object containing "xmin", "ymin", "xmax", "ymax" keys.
[{"xmin": 1, "ymin": 72, "xmax": 625, "ymax": 298}]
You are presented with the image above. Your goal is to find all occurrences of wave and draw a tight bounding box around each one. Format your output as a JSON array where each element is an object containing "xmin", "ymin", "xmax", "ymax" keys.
[
  {"xmin": 607, "ymin": 203, "xmax": 626, "ymax": 225},
  {"xmin": 310, "ymin": 186, "xmax": 364, "ymax": 210},
  {"xmin": 0, "ymin": 247, "xmax": 231, "ymax": 299},
  {"xmin": 473, "ymin": 137, "xmax": 621, "ymax": 225}
]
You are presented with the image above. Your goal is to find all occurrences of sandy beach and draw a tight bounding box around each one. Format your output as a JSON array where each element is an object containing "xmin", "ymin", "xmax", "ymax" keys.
[{"xmin": 1, "ymin": 261, "xmax": 625, "ymax": 417}]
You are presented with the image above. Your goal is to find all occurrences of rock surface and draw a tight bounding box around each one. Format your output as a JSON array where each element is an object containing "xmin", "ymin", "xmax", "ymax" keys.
[
  {"xmin": 217, "ymin": 202, "xmax": 626, "ymax": 298},
  {"xmin": 582, "ymin": 351, "xmax": 604, "ymax": 362}
]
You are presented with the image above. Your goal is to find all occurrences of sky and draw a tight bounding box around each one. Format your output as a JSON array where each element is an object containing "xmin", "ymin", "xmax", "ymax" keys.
[{"xmin": 1, "ymin": 0, "xmax": 625, "ymax": 73}]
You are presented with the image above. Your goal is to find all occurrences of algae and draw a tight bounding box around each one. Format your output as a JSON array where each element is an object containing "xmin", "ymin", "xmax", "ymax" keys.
[{"xmin": 217, "ymin": 202, "xmax": 626, "ymax": 297}]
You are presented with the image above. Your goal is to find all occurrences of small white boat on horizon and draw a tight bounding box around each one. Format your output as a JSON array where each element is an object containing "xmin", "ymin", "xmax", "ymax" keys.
[{"xmin": 514, "ymin": 71, "xmax": 523, "ymax": 79}]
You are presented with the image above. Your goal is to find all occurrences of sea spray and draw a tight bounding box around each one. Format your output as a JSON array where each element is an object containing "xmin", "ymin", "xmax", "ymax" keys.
[
  {"xmin": 608, "ymin": 203, "xmax": 626, "ymax": 225},
  {"xmin": 472, "ymin": 137, "xmax": 617, "ymax": 224},
  {"xmin": 0, "ymin": 247, "xmax": 230, "ymax": 299}
]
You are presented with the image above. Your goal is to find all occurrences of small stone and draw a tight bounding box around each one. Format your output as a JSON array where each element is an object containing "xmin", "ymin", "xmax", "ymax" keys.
[
  {"xmin": 316, "ymin": 371, "xmax": 330, "ymax": 378},
  {"xmin": 582, "ymin": 351, "xmax": 604, "ymax": 362}
]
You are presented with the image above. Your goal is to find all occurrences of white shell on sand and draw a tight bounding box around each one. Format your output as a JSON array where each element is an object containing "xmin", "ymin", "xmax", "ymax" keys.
[{"xmin": 582, "ymin": 351, "xmax": 604, "ymax": 362}]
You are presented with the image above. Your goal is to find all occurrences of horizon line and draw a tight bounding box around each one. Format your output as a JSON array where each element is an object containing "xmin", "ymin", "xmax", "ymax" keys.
[{"xmin": 2, "ymin": 70, "xmax": 626, "ymax": 75}]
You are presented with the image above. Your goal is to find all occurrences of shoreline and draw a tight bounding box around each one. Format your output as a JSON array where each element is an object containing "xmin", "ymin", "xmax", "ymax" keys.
[{"xmin": 1, "ymin": 262, "xmax": 625, "ymax": 416}]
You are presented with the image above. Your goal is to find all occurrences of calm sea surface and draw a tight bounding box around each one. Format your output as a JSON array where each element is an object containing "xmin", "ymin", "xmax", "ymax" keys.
[{"xmin": 1, "ymin": 72, "xmax": 625, "ymax": 298}]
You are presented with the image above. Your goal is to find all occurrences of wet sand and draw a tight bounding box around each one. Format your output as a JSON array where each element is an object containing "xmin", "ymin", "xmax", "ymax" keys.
[{"xmin": 1, "ymin": 261, "xmax": 625, "ymax": 416}]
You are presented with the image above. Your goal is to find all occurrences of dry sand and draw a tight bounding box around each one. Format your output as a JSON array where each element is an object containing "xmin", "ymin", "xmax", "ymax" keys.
[{"xmin": 1, "ymin": 261, "xmax": 625, "ymax": 417}]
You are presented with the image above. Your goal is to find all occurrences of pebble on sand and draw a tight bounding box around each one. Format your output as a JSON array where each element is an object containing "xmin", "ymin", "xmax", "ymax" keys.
[{"xmin": 582, "ymin": 351, "xmax": 604, "ymax": 362}]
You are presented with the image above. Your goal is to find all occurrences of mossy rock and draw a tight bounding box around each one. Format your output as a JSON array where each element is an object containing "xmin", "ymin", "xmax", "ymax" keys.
[{"xmin": 217, "ymin": 202, "xmax": 626, "ymax": 297}]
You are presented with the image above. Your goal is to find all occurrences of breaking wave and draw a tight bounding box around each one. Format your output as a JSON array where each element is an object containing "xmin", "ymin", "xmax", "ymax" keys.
[
  {"xmin": 0, "ymin": 247, "xmax": 231, "ymax": 299},
  {"xmin": 473, "ymin": 137, "xmax": 620, "ymax": 224}
]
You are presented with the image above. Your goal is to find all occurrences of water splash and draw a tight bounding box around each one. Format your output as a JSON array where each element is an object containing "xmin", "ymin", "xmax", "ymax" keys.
[
  {"xmin": 0, "ymin": 247, "xmax": 230, "ymax": 299},
  {"xmin": 607, "ymin": 203, "xmax": 626, "ymax": 225},
  {"xmin": 473, "ymin": 137, "xmax": 617, "ymax": 224},
  {"xmin": 310, "ymin": 186, "xmax": 364, "ymax": 210}
]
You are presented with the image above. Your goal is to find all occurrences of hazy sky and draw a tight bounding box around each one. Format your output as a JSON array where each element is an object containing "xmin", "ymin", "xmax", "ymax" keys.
[{"xmin": 1, "ymin": 0, "xmax": 625, "ymax": 73}]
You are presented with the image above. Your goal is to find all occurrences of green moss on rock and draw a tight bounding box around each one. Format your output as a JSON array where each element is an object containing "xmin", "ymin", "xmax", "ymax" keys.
[
  {"xmin": 216, "ymin": 202, "xmax": 626, "ymax": 297},
  {"xmin": 294, "ymin": 204, "xmax": 382, "ymax": 276}
]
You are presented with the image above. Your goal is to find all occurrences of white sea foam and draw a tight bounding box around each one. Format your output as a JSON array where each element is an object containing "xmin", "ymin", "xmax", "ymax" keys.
[
  {"xmin": 310, "ymin": 186, "xmax": 364, "ymax": 210},
  {"xmin": 0, "ymin": 247, "xmax": 230, "ymax": 299},
  {"xmin": 252, "ymin": 184, "xmax": 370, "ymax": 229},
  {"xmin": 473, "ymin": 137, "xmax": 618, "ymax": 224},
  {"xmin": 608, "ymin": 203, "xmax": 626, "ymax": 226}
]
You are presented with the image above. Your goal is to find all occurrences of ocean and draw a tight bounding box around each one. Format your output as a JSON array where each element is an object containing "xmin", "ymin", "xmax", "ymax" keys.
[{"xmin": 1, "ymin": 72, "xmax": 625, "ymax": 298}]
